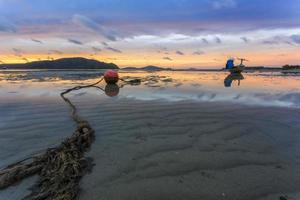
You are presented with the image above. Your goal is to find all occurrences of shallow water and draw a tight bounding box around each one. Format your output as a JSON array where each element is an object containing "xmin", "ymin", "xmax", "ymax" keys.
[
  {"xmin": 1, "ymin": 70, "xmax": 300, "ymax": 200},
  {"xmin": 2, "ymin": 70, "xmax": 300, "ymax": 108}
]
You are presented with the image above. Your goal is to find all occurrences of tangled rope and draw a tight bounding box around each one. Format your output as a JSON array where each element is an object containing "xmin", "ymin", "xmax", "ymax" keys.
[
  {"xmin": 0, "ymin": 77, "xmax": 104, "ymax": 200},
  {"xmin": 0, "ymin": 74, "xmax": 173, "ymax": 199}
]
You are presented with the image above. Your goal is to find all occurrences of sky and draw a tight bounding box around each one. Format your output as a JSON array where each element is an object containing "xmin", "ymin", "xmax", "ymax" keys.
[{"xmin": 0, "ymin": 0, "xmax": 300, "ymax": 68}]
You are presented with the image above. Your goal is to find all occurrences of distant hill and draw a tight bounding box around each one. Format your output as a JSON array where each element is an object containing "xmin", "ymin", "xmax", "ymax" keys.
[
  {"xmin": 220, "ymin": 66, "xmax": 282, "ymax": 71},
  {"xmin": 123, "ymin": 65, "xmax": 284, "ymax": 72},
  {"xmin": 122, "ymin": 66, "xmax": 221, "ymax": 71},
  {"xmin": 282, "ymin": 65, "xmax": 300, "ymax": 70},
  {"xmin": 244, "ymin": 66, "xmax": 282, "ymax": 70},
  {"xmin": 123, "ymin": 65, "xmax": 171, "ymax": 71},
  {"xmin": 0, "ymin": 57, "xmax": 119, "ymax": 69}
]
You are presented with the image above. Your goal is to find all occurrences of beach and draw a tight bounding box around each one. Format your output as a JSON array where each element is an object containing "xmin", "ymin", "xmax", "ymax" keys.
[
  {"xmin": 1, "ymin": 70, "xmax": 300, "ymax": 200},
  {"xmin": 77, "ymin": 99, "xmax": 300, "ymax": 200}
]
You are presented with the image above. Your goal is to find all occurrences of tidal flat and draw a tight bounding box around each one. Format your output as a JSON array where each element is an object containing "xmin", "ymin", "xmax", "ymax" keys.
[{"xmin": 0, "ymin": 70, "xmax": 300, "ymax": 200}]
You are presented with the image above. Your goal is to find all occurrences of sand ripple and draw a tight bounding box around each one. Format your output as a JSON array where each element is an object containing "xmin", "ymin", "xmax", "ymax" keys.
[{"xmin": 77, "ymin": 100, "xmax": 300, "ymax": 200}]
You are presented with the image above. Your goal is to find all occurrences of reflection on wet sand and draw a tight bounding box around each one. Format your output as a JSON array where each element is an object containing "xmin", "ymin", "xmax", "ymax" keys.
[
  {"xmin": 0, "ymin": 78, "xmax": 103, "ymax": 199},
  {"xmin": 1, "ymin": 70, "xmax": 300, "ymax": 200},
  {"xmin": 105, "ymin": 84, "xmax": 120, "ymax": 97},
  {"xmin": 224, "ymin": 72, "xmax": 245, "ymax": 87},
  {"xmin": 0, "ymin": 74, "xmax": 176, "ymax": 199},
  {"xmin": 104, "ymin": 75, "xmax": 175, "ymax": 97},
  {"xmin": 2, "ymin": 70, "xmax": 300, "ymax": 108}
]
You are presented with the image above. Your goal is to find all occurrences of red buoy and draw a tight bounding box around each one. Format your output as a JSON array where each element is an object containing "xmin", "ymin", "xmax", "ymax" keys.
[{"xmin": 104, "ymin": 70, "xmax": 119, "ymax": 84}]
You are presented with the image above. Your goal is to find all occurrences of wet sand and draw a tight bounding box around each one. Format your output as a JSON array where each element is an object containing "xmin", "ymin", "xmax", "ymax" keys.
[
  {"xmin": 77, "ymin": 99, "xmax": 300, "ymax": 200},
  {"xmin": 1, "ymin": 70, "xmax": 300, "ymax": 200},
  {"xmin": 0, "ymin": 99, "xmax": 74, "ymax": 200}
]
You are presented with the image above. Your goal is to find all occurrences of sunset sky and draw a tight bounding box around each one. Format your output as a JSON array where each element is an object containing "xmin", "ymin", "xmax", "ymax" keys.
[{"xmin": 0, "ymin": 0, "xmax": 300, "ymax": 68}]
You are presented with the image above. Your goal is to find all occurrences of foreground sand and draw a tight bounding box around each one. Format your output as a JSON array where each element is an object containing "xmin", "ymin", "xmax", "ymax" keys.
[
  {"xmin": 1, "ymin": 70, "xmax": 300, "ymax": 200},
  {"xmin": 1, "ymin": 97, "xmax": 300, "ymax": 200},
  {"xmin": 75, "ymin": 99, "xmax": 300, "ymax": 200}
]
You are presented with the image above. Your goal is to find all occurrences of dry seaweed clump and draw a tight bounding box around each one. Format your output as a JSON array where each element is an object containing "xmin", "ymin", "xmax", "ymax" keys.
[
  {"xmin": 0, "ymin": 119, "xmax": 94, "ymax": 200},
  {"xmin": 26, "ymin": 121, "xmax": 94, "ymax": 200},
  {"xmin": 0, "ymin": 79, "xmax": 101, "ymax": 200},
  {"xmin": 0, "ymin": 74, "xmax": 176, "ymax": 199},
  {"xmin": 121, "ymin": 75, "xmax": 174, "ymax": 88}
]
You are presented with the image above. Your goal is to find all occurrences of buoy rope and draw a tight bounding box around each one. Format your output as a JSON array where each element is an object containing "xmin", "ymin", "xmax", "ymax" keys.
[
  {"xmin": 0, "ymin": 74, "xmax": 164, "ymax": 199},
  {"xmin": 0, "ymin": 77, "xmax": 105, "ymax": 200}
]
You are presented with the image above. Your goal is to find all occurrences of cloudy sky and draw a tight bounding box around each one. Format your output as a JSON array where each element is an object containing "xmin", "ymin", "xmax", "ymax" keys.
[{"xmin": 0, "ymin": 0, "xmax": 300, "ymax": 68}]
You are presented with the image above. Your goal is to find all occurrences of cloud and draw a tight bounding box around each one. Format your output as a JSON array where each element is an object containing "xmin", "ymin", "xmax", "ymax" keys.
[
  {"xmin": 0, "ymin": 60, "xmax": 4, "ymax": 64},
  {"xmin": 49, "ymin": 50, "xmax": 63, "ymax": 55},
  {"xmin": 163, "ymin": 57, "xmax": 173, "ymax": 61},
  {"xmin": 102, "ymin": 42, "xmax": 108, "ymax": 46},
  {"xmin": 31, "ymin": 38, "xmax": 43, "ymax": 44},
  {"xmin": 202, "ymin": 38, "xmax": 209, "ymax": 44},
  {"xmin": 260, "ymin": 35, "xmax": 297, "ymax": 46},
  {"xmin": 22, "ymin": 57, "xmax": 29, "ymax": 63},
  {"xmin": 106, "ymin": 47, "xmax": 122, "ymax": 53},
  {"xmin": 285, "ymin": 41, "xmax": 295, "ymax": 46},
  {"xmin": 72, "ymin": 14, "xmax": 99, "ymax": 31},
  {"xmin": 72, "ymin": 14, "xmax": 117, "ymax": 41},
  {"xmin": 12, "ymin": 48, "xmax": 23, "ymax": 57},
  {"xmin": 90, "ymin": 47, "xmax": 102, "ymax": 56},
  {"xmin": 155, "ymin": 45, "xmax": 168, "ymax": 53},
  {"xmin": 240, "ymin": 37, "xmax": 250, "ymax": 43},
  {"xmin": 193, "ymin": 51, "xmax": 205, "ymax": 55},
  {"xmin": 176, "ymin": 50, "xmax": 184, "ymax": 55},
  {"xmin": 68, "ymin": 39, "xmax": 83, "ymax": 45},
  {"xmin": 277, "ymin": 54, "xmax": 286, "ymax": 57},
  {"xmin": 291, "ymin": 35, "xmax": 300, "ymax": 44},
  {"xmin": 262, "ymin": 40, "xmax": 279, "ymax": 45},
  {"xmin": 212, "ymin": 0, "xmax": 236, "ymax": 10},
  {"xmin": 47, "ymin": 56, "xmax": 54, "ymax": 61},
  {"xmin": 1, "ymin": 1, "xmax": 299, "ymax": 39},
  {"xmin": 215, "ymin": 37, "xmax": 222, "ymax": 44},
  {"xmin": 0, "ymin": 17, "xmax": 16, "ymax": 33},
  {"xmin": 92, "ymin": 47, "xmax": 102, "ymax": 52},
  {"xmin": 106, "ymin": 57, "xmax": 118, "ymax": 61}
]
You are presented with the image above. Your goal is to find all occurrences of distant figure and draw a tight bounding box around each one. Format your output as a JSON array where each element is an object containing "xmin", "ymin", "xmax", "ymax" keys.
[
  {"xmin": 225, "ymin": 58, "xmax": 248, "ymax": 73},
  {"xmin": 238, "ymin": 58, "xmax": 247, "ymax": 67},
  {"xmin": 226, "ymin": 59, "xmax": 235, "ymax": 70}
]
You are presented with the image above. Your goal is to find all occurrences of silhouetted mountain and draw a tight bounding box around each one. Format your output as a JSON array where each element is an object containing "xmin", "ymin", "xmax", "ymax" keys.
[
  {"xmin": 0, "ymin": 57, "xmax": 119, "ymax": 69},
  {"xmin": 122, "ymin": 66, "xmax": 220, "ymax": 71},
  {"xmin": 282, "ymin": 65, "xmax": 300, "ymax": 70},
  {"xmin": 143, "ymin": 65, "xmax": 172, "ymax": 71},
  {"xmin": 123, "ymin": 65, "xmax": 172, "ymax": 71}
]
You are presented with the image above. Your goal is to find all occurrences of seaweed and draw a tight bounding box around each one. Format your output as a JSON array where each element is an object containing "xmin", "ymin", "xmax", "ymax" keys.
[
  {"xmin": 0, "ymin": 78, "xmax": 103, "ymax": 200},
  {"xmin": 0, "ymin": 75, "xmax": 174, "ymax": 199}
]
